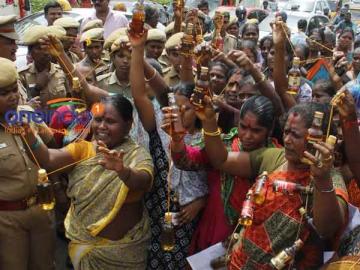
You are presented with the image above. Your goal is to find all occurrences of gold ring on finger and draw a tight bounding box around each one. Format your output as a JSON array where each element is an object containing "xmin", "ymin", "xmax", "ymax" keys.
[
  {"xmin": 323, "ymin": 155, "xmax": 333, "ymax": 162},
  {"xmin": 315, "ymin": 159, "xmax": 323, "ymax": 168}
]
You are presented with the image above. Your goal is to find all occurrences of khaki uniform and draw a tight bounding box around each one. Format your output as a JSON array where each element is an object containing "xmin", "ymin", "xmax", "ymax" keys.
[
  {"xmin": 18, "ymin": 79, "xmax": 28, "ymax": 105},
  {"xmin": 18, "ymin": 63, "xmax": 70, "ymax": 109},
  {"xmin": 77, "ymin": 56, "xmax": 110, "ymax": 82},
  {"xmin": 68, "ymin": 51, "xmax": 80, "ymax": 64},
  {"xmin": 163, "ymin": 66, "xmax": 180, "ymax": 87},
  {"xmin": 0, "ymin": 128, "xmax": 55, "ymax": 270},
  {"xmin": 97, "ymin": 71, "xmax": 131, "ymax": 98}
]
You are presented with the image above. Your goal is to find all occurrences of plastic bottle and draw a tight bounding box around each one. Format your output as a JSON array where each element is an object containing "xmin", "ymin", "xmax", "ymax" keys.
[{"xmin": 37, "ymin": 169, "xmax": 55, "ymax": 211}]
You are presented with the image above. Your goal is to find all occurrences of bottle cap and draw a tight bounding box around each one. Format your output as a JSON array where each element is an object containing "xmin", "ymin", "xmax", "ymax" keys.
[
  {"xmin": 261, "ymin": 171, "xmax": 268, "ymax": 176},
  {"xmin": 298, "ymin": 207, "xmax": 306, "ymax": 216},
  {"xmin": 38, "ymin": 169, "xmax": 48, "ymax": 183},
  {"xmin": 326, "ymin": 135, "xmax": 337, "ymax": 146},
  {"xmin": 294, "ymin": 239, "xmax": 304, "ymax": 250},
  {"xmin": 165, "ymin": 212, "xmax": 172, "ymax": 223},
  {"xmin": 72, "ymin": 77, "xmax": 80, "ymax": 89},
  {"xmin": 200, "ymin": 66, "xmax": 209, "ymax": 74},
  {"xmin": 314, "ymin": 111, "xmax": 324, "ymax": 119},
  {"xmin": 293, "ymin": 57, "xmax": 300, "ymax": 65}
]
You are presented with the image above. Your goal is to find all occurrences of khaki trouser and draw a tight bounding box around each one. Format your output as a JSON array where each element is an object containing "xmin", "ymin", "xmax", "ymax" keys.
[{"xmin": 0, "ymin": 205, "xmax": 56, "ymax": 270}]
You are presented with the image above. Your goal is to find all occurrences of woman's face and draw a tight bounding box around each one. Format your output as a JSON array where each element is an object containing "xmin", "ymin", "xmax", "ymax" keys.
[
  {"xmin": 238, "ymin": 111, "xmax": 268, "ymax": 151},
  {"xmin": 283, "ymin": 112, "xmax": 308, "ymax": 164},
  {"xmin": 267, "ymin": 47, "xmax": 275, "ymax": 70},
  {"xmin": 352, "ymin": 51, "xmax": 360, "ymax": 72},
  {"xmin": 338, "ymin": 31, "xmax": 353, "ymax": 51},
  {"xmin": 260, "ymin": 39, "xmax": 272, "ymax": 61},
  {"xmin": 312, "ymin": 85, "xmax": 332, "ymax": 104},
  {"xmin": 113, "ymin": 49, "xmax": 131, "ymax": 74},
  {"xmin": 0, "ymin": 82, "xmax": 19, "ymax": 116},
  {"xmin": 242, "ymin": 25, "xmax": 259, "ymax": 43},
  {"xmin": 92, "ymin": 103, "xmax": 132, "ymax": 149},
  {"xmin": 175, "ymin": 93, "xmax": 196, "ymax": 130},
  {"xmin": 227, "ymin": 23, "xmax": 240, "ymax": 37},
  {"xmin": 225, "ymin": 80, "xmax": 241, "ymax": 107},
  {"xmin": 167, "ymin": 49, "xmax": 181, "ymax": 71},
  {"xmin": 238, "ymin": 84, "xmax": 258, "ymax": 105},
  {"xmin": 209, "ymin": 65, "xmax": 227, "ymax": 95}
]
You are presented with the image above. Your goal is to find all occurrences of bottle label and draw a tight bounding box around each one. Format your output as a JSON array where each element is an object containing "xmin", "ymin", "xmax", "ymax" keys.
[
  {"xmin": 254, "ymin": 175, "xmax": 267, "ymax": 195},
  {"xmin": 288, "ymin": 75, "xmax": 301, "ymax": 87},
  {"xmin": 273, "ymin": 180, "xmax": 297, "ymax": 194},
  {"xmin": 240, "ymin": 199, "xmax": 253, "ymax": 218},
  {"xmin": 171, "ymin": 212, "xmax": 179, "ymax": 226}
]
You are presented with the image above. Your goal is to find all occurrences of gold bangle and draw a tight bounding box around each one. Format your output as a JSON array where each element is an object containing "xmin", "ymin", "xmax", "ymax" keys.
[
  {"xmin": 202, "ymin": 128, "xmax": 221, "ymax": 137},
  {"xmin": 256, "ymin": 73, "xmax": 266, "ymax": 84},
  {"xmin": 145, "ymin": 67, "xmax": 157, "ymax": 82}
]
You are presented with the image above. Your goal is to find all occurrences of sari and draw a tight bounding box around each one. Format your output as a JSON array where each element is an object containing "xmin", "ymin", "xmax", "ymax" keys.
[
  {"xmin": 64, "ymin": 138, "xmax": 154, "ymax": 270},
  {"xmin": 229, "ymin": 148, "xmax": 349, "ymax": 270}
]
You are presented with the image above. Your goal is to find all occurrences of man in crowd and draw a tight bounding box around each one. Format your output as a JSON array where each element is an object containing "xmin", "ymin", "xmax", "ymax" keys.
[
  {"xmin": 44, "ymin": 1, "xmax": 63, "ymax": 26},
  {"xmin": 81, "ymin": 0, "xmax": 128, "ymax": 39}
]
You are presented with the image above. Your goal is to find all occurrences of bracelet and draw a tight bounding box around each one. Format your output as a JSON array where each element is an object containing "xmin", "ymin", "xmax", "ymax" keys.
[
  {"xmin": 314, "ymin": 182, "xmax": 335, "ymax": 193},
  {"xmin": 30, "ymin": 137, "xmax": 42, "ymax": 151},
  {"xmin": 202, "ymin": 128, "xmax": 221, "ymax": 137},
  {"xmin": 145, "ymin": 67, "xmax": 157, "ymax": 82}
]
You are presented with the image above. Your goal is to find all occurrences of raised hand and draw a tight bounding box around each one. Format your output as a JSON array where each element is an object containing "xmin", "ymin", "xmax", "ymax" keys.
[
  {"xmin": 227, "ymin": 50, "xmax": 253, "ymax": 71},
  {"xmin": 190, "ymin": 95, "xmax": 216, "ymax": 122},
  {"xmin": 39, "ymin": 35, "xmax": 64, "ymax": 57},
  {"xmin": 194, "ymin": 42, "xmax": 212, "ymax": 66},
  {"xmin": 127, "ymin": 26, "xmax": 148, "ymax": 47},
  {"xmin": 334, "ymin": 89, "xmax": 357, "ymax": 121},
  {"xmin": 270, "ymin": 17, "xmax": 288, "ymax": 45},
  {"xmin": 97, "ymin": 140, "xmax": 125, "ymax": 173}
]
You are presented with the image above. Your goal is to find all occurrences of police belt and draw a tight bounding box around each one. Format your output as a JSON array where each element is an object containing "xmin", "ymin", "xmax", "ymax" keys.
[{"xmin": 0, "ymin": 195, "xmax": 37, "ymax": 211}]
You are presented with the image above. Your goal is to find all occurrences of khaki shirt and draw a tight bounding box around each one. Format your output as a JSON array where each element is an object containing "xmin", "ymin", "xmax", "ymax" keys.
[
  {"xmin": 68, "ymin": 51, "xmax": 80, "ymax": 64},
  {"xmin": 158, "ymin": 52, "xmax": 170, "ymax": 70},
  {"xmin": 163, "ymin": 66, "xmax": 180, "ymax": 88},
  {"xmin": 97, "ymin": 71, "xmax": 131, "ymax": 99},
  {"xmin": 18, "ymin": 79, "xmax": 28, "ymax": 105},
  {"xmin": 18, "ymin": 63, "xmax": 70, "ymax": 109},
  {"xmin": 0, "ymin": 128, "xmax": 38, "ymax": 200},
  {"xmin": 224, "ymin": 34, "xmax": 240, "ymax": 54},
  {"xmin": 77, "ymin": 56, "xmax": 110, "ymax": 82}
]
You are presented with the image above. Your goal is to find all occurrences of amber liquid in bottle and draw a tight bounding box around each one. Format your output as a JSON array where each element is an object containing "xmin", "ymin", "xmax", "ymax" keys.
[
  {"xmin": 192, "ymin": 66, "xmax": 210, "ymax": 108},
  {"xmin": 37, "ymin": 169, "xmax": 55, "ymax": 210},
  {"xmin": 160, "ymin": 212, "xmax": 176, "ymax": 251},
  {"xmin": 182, "ymin": 23, "xmax": 194, "ymax": 56},
  {"xmin": 253, "ymin": 171, "xmax": 268, "ymax": 205},
  {"xmin": 270, "ymin": 239, "xmax": 304, "ymax": 270},
  {"xmin": 168, "ymin": 93, "xmax": 186, "ymax": 135},
  {"xmin": 307, "ymin": 111, "xmax": 324, "ymax": 156},
  {"xmin": 287, "ymin": 57, "xmax": 301, "ymax": 95},
  {"xmin": 239, "ymin": 190, "xmax": 254, "ymax": 226},
  {"xmin": 212, "ymin": 11, "xmax": 224, "ymax": 50},
  {"xmin": 130, "ymin": 1, "xmax": 145, "ymax": 34}
]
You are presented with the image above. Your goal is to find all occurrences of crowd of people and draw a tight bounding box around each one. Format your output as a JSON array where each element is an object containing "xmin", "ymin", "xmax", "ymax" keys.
[{"xmin": 0, "ymin": 0, "xmax": 360, "ymax": 269}]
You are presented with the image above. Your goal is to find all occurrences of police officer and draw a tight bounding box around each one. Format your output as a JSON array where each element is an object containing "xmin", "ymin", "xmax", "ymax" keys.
[
  {"xmin": 53, "ymin": 17, "xmax": 81, "ymax": 64},
  {"xmin": 18, "ymin": 25, "xmax": 70, "ymax": 109},
  {"xmin": 145, "ymin": 28, "xmax": 166, "ymax": 61},
  {"xmin": 0, "ymin": 57, "xmax": 55, "ymax": 270},
  {"xmin": 162, "ymin": 32, "xmax": 183, "ymax": 87},
  {"xmin": 77, "ymin": 27, "xmax": 109, "ymax": 84}
]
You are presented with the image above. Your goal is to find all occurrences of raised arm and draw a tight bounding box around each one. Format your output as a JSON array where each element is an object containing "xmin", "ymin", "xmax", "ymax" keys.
[
  {"xmin": 196, "ymin": 96, "xmax": 252, "ymax": 178},
  {"xmin": 128, "ymin": 30, "xmax": 156, "ymax": 132},
  {"xmin": 272, "ymin": 19, "xmax": 296, "ymax": 111}
]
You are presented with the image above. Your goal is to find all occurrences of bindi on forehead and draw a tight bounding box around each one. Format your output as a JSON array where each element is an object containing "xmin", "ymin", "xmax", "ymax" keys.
[{"xmin": 287, "ymin": 112, "xmax": 302, "ymax": 129}]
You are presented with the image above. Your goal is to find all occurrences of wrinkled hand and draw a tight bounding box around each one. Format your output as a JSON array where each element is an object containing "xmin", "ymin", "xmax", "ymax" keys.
[
  {"xmin": 161, "ymin": 106, "xmax": 185, "ymax": 140},
  {"xmin": 303, "ymin": 141, "xmax": 334, "ymax": 181},
  {"xmin": 270, "ymin": 17, "xmax": 288, "ymax": 45},
  {"xmin": 39, "ymin": 35, "xmax": 64, "ymax": 57},
  {"xmin": 97, "ymin": 140, "xmax": 125, "ymax": 173},
  {"xmin": 177, "ymin": 197, "xmax": 205, "ymax": 226},
  {"xmin": 190, "ymin": 95, "xmax": 216, "ymax": 122},
  {"xmin": 127, "ymin": 26, "xmax": 148, "ymax": 46},
  {"xmin": 227, "ymin": 50, "xmax": 253, "ymax": 71},
  {"xmin": 27, "ymin": 96, "xmax": 41, "ymax": 109},
  {"xmin": 335, "ymin": 89, "xmax": 357, "ymax": 120},
  {"xmin": 194, "ymin": 42, "xmax": 212, "ymax": 65}
]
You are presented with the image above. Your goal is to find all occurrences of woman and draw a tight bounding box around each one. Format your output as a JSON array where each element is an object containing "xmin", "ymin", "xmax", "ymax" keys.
[
  {"xmin": 312, "ymin": 79, "xmax": 336, "ymax": 104},
  {"xmin": 198, "ymin": 99, "xmax": 348, "ymax": 269},
  {"xmin": 346, "ymin": 47, "xmax": 360, "ymax": 81},
  {"xmin": 128, "ymin": 31, "xmax": 208, "ymax": 269},
  {"xmin": 240, "ymin": 23, "xmax": 262, "ymax": 64},
  {"xmin": 24, "ymin": 95, "xmax": 154, "ymax": 270},
  {"xmin": 209, "ymin": 61, "xmax": 231, "ymax": 96},
  {"xmin": 259, "ymin": 35, "xmax": 272, "ymax": 71},
  {"xmin": 336, "ymin": 27, "xmax": 354, "ymax": 63},
  {"xmin": 166, "ymin": 95, "xmax": 279, "ymax": 254}
]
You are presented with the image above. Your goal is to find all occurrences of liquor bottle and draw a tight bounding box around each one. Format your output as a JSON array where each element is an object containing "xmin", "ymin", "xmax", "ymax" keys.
[
  {"xmin": 130, "ymin": 0, "xmax": 145, "ymax": 35},
  {"xmin": 326, "ymin": 135, "xmax": 337, "ymax": 147},
  {"xmin": 307, "ymin": 111, "xmax": 324, "ymax": 156},
  {"xmin": 181, "ymin": 23, "xmax": 195, "ymax": 56},
  {"xmin": 253, "ymin": 171, "xmax": 268, "ymax": 205},
  {"xmin": 37, "ymin": 169, "xmax": 55, "ymax": 211},
  {"xmin": 168, "ymin": 93, "xmax": 186, "ymax": 135},
  {"xmin": 287, "ymin": 57, "xmax": 301, "ymax": 95},
  {"xmin": 212, "ymin": 11, "xmax": 224, "ymax": 50},
  {"xmin": 273, "ymin": 180, "xmax": 313, "ymax": 195},
  {"xmin": 239, "ymin": 190, "xmax": 254, "ymax": 227},
  {"xmin": 270, "ymin": 239, "xmax": 304, "ymax": 270},
  {"xmin": 160, "ymin": 212, "xmax": 176, "ymax": 251},
  {"xmin": 170, "ymin": 191, "xmax": 180, "ymax": 226},
  {"xmin": 192, "ymin": 66, "xmax": 210, "ymax": 108},
  {"xmin": 299, "ymin": 207, "xmax": 317, "ymax": 232}
]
